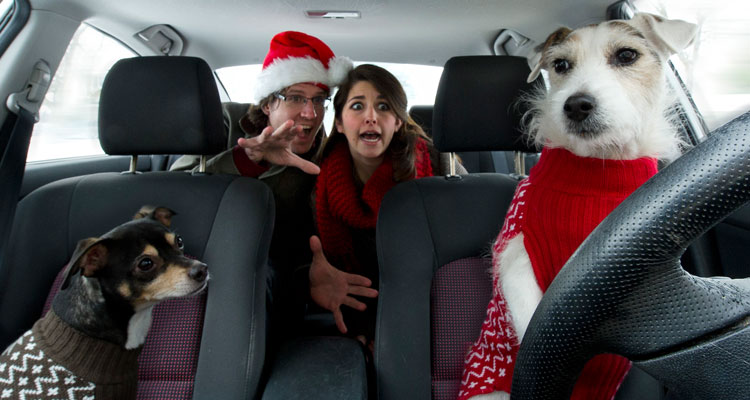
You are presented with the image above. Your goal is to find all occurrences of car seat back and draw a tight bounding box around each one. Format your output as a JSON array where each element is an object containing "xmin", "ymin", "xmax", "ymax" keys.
[
  {"xmin": 409, "ymin": 104, "xmax": 532, "ymax": 174},
  {"xmin": 0, "ymin": 56, "xmax": 274, "ymax": 399},
  {"xmin": 375, "ymin": 55, "xmax": 539, "ymax": 399}
]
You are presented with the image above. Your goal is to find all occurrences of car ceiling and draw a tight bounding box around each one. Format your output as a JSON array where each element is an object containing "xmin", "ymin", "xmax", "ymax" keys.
[{"xmin": 31, "ymin": 0, "xmax": 616, "ymax": 70}]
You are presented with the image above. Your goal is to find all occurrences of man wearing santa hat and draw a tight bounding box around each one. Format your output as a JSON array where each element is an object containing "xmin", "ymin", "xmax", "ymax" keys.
[
  {"xmin": 174, "ymin": 30, "xmax": 350, "ymax": 176},
  {"xmin": 173, "ymin": 31, "xmax": 354, "ymax": 340},
  {"xmin": 234, "ymin": 30, "xmax": 352, "ymax": 176}
]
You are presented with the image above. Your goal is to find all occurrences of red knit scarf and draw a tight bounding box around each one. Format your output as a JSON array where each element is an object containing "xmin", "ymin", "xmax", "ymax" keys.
[{"xmin": 316, "ymin": 138, "xmax": 433, "ymax": 271}]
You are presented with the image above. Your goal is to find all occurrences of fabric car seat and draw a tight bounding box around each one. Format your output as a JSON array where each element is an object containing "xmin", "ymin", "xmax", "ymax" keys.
[
  {"xmin": 374, "ymin": 55, "xmax": 659, "ymax": 400},
  {"xmin": 408, "ymin": 104, "xmax": 530, "ymax": 174},
  {"xmin": 375, "ymin": 55, "xmax": 537, "ymax": 400},
  {"xmin": 0, "ymin": 56, "xmax": 274, "ymax": 399}
]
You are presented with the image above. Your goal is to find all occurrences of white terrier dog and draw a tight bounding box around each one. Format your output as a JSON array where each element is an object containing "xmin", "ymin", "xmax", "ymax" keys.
[{"xmin": 459, "ymin": 13, "xmax": 697, "ymax": 400}]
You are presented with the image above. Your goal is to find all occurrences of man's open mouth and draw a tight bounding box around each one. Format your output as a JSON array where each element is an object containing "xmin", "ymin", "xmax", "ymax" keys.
[{"xmin": 298, "ymin": 124, "xmax": 313, "ymax": 136}]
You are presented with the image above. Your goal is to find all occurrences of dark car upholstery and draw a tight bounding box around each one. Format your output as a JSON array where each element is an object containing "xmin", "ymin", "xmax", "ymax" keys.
[
  {"xmin": 409, "ymin": 105, "xmax": 527, "ymax": 174},
  {"xmin": 375, "ymin": 55, "xmax": 535, "ymax": 399},
  {"xmin": 0, "ymin": 56, "xmax": 274, "ymax": 399}
]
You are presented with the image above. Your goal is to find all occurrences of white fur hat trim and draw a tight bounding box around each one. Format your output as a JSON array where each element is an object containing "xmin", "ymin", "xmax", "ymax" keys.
[{"xmin": 252, "ymin": 56, "xmax": 353, "ymax": 102}]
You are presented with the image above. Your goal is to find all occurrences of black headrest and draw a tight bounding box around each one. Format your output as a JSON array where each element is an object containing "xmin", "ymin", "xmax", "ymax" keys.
[
  {"xmin": 409, "ymin": 105, "xmax": 434, "ymax": 136},
  {"xmin": 433, "ymin": 56, "xmax": 542, "ymax": 153},
  {"xmin": 98, "ymin": 56, "xmax": 226, "ymax": 155}
]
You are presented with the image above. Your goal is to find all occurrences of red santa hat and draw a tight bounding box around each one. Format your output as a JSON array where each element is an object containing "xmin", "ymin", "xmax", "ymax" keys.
[{"xmin": 253, "ymin": 31, "xmax": 353, "ymax": 102}]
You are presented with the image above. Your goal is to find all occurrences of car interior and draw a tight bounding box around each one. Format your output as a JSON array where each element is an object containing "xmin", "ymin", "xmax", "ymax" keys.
[
  {"xmin": 0, "ymin": 0, "xmax": 749, "ymax": 399},
  {"xmin": 2, "ymin": 55, "xmax": 276, "ymax": 398},
  {"xmin": 376, "ymin": 55, "xmax": 540, "ymax": 399}
]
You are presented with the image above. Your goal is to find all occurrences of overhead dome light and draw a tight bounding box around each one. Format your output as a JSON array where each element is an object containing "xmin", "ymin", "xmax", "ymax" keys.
[{"xmin": 305, "ymin": 10, "xmax": 361, "ymax": 19}]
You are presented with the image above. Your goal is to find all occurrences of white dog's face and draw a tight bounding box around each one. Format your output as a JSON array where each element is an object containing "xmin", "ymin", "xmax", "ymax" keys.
[{"xmin": 526, "ymin": 14, "xmax": 697, "ymax": 160}]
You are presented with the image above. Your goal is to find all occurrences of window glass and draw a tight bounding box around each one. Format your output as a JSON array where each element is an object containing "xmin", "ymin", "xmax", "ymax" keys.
[
  {"xmin": 216, "ymin": 62, "xmax": 444, "ymax": 134},
  {"xmin": 634, "ymin": 0, "xmax": 750, "ymax": 131},
  {"xmin": 27, "ymin": 24, "xmax": 134, "ymax": 162}
]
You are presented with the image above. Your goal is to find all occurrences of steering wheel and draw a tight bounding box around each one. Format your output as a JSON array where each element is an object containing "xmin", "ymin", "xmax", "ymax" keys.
[{"xmin": 511, "ymin": 111, "xmax": 750, "ymax": 399}]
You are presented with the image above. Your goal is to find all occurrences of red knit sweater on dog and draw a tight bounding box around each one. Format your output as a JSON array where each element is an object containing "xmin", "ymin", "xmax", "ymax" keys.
[{"xmin": 459, "ymin": 147, "xmax": 658, "ymax": 400}]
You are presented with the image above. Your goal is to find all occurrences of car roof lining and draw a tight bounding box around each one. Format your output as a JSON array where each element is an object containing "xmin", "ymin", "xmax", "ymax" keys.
[{"xmin": 29, "ymin": 0, "xmax": 616, "ymax": 70}]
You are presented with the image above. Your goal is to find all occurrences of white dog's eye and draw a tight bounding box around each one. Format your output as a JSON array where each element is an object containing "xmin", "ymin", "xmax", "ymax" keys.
[
  {"xmin": 553, "ymin": 59, "xmax": 571, "ymax": 74},
  {"xmin": 613, "ymin": 48, "xmax": 639, "ymax": 66}
]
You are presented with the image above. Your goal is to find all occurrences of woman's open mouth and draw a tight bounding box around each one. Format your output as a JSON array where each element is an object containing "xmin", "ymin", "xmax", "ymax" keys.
[{"xmin": 360, "ymin": 131, "xmax": 381, "ymax": 143}]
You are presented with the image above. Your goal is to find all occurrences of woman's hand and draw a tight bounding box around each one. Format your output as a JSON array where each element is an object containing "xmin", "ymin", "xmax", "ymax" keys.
[
  {"xmin": 308, "ymin": 235, "xmax": 378, "ymax": 334},
  {"xmin": 237, "ymin": 120, "xmax": 320, "ymax": 175}
]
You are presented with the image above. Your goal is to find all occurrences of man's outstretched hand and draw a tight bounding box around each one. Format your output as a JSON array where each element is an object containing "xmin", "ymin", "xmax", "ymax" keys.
[
  {"xmin": 308, "ymin": 235, "xmax": 378, "ymax": 334},
  {"xmin": 237, "ymin": 120, "xmax": 320, "ymax": 175}
]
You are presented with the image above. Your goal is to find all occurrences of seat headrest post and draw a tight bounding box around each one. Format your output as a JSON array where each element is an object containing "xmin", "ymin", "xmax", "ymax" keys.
[
  {"xmin": 129, "ymin": 155, "xmax": 137, "ymax": 174},
  {"xmin": 514, "ymin": 151, "xmax": 525, "ymax": 175},
  {"xmin": 443, "ymin": 152, "xmax": 462, "ymax": 181},
  {"xmin": 449, "ymin": 152, "xmax": 457, "ymax": 176},
  {"xmin": 199, "ymin": 155, "xmax": 207, "ymax": 174}
]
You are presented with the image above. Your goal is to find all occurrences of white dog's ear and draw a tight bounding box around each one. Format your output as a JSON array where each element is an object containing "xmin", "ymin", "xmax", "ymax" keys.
[
  {"xmin": 527, "ymin": 27, "xmax": 572, "ymax": 83},
  {"xmin": 629, "ymin": 13, "xmax": 698, "ymax": 57},
  {"xmin": 526, "ymin": 50, "xmax": 543, "ymax": 83}
]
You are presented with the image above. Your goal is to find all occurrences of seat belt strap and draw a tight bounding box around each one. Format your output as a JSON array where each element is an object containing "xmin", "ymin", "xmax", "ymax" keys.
[{"xmin": 0, "ymin": 106, "xmax": 35, "ymax": 263}]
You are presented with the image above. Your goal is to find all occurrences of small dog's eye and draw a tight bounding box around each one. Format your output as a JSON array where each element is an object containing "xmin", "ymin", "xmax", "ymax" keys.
[
  {"xmin": 553, "ymin": 59, "xmax": 571, "ymax": 74},
  {"xmin": 138, "ymin": 258, "xmax": 154, "ymax": 271},
  {"xmin": 614, "ymin": 48, "xmax": 639, "ymax": 65},
  {"xmin": 175, "ymin": 235, "xmax": 184, "ymax": 250}
]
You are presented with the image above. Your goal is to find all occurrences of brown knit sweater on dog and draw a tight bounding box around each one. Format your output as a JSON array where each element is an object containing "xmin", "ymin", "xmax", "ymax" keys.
[{"xmin": 0, "ymin": 310, "xmax": 141, "ymax": 399}]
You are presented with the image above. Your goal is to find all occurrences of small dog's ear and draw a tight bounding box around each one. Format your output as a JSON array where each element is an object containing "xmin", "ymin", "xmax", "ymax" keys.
[
  {"xmin": 134, "ymin": 205, "xmax": 177, "ymax": 228},
  {"xmin": 133, "ymin": 205, "xmax": 156, "ymax": 221},
  {"xmin": 629, "ymin": 13, "xmax": 698, "ymax": 58},
  {"xmin": 60, "ymin": 237, "xmax": 101, "ymax": 289},
  {"xmin": 151, "ymin": 207, "xmax": 176, "ymax": 228},
  {"xmin": 78, "ymin": 243, "xmax": 109, "ymax": 277},
  {"xmin": 527, "ymin": 27, "xmax": 572, "ymax": 83}
]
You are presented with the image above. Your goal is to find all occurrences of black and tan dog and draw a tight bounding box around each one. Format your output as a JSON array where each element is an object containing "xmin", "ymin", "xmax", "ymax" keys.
[{"xmin": 0, "ymin": 206, "xmax": 208, "ymax": 399}]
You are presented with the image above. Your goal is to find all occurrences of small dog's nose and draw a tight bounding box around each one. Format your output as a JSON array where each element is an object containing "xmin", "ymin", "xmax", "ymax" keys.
[
  {"xmin": 564, "ymin": 94, "xmax": 596, "ymax": 122},
  {"xmin": 189, "ymin": 263, "xmax": 208, "ymax": 282}
]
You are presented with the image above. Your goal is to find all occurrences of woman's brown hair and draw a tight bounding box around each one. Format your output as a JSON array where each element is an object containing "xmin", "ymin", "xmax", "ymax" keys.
[{"xmin": 321, "ymin": 64, "xmax": 432, "ymax": 182}]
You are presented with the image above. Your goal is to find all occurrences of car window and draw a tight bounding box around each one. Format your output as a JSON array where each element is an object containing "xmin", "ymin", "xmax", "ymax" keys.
[
  {"xmin": 634, "ymin": 0, "xmax": 750, "ymax": 132},
  {"xmin": 26, "ymin": 24, "xmax": 135, "ymax": 162},
  {"xmin": 216, "ymin": 62, "xmax": 443, "ymax": 134}
]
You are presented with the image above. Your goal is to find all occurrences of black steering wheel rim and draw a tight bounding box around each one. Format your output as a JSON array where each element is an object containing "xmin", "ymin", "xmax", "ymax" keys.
[{"xmin": 511, "ymin": 111, "xmax": 750, "ymax": 399}]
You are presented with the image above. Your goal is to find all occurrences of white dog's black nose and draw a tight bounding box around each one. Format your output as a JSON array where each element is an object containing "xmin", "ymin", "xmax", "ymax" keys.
[{"xmin": 564, "ymin": 94, "xmax": 596, "ymax": 122}]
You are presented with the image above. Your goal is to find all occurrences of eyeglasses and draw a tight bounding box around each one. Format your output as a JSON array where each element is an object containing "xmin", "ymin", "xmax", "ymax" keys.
[{"xmin": 274, "ymin": 92, "xmax": 330, "ymax": 111}]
